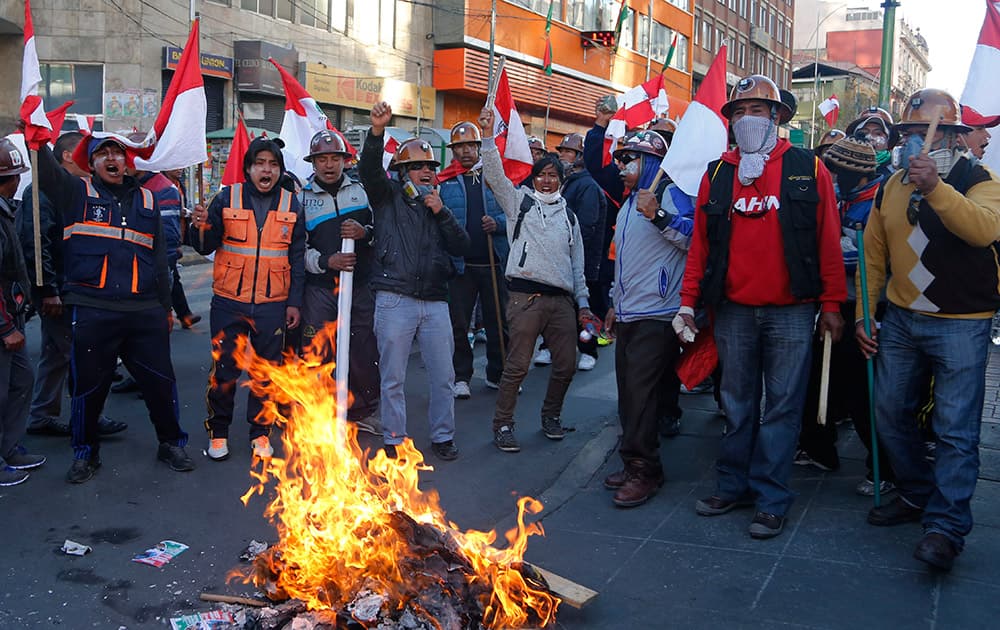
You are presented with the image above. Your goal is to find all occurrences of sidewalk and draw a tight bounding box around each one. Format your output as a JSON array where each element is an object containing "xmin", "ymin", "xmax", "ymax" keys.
[{"xmin": 521, "ymin": 347, "xmax": 1000, "ymax": 629}]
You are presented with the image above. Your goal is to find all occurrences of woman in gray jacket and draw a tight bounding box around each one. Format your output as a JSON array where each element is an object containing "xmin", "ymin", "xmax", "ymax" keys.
[{"xmin": 477, "ymin": 109, "xmax": 595, "ymax": 453}]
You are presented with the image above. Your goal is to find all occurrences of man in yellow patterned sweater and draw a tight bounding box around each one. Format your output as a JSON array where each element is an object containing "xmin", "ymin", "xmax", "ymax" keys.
[{"xmin": 856, "ymin": 89, "xmax": 1000, "ymax": 572}]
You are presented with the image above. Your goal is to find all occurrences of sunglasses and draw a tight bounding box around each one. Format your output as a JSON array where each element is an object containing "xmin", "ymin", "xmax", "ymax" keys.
[
  {"xmin": 406, "ymin": 162, "xmax": 435, "ymax": 172},
  {"xmin": 617, "ymin": 152, "xmax": 641, "ymax": 165}
]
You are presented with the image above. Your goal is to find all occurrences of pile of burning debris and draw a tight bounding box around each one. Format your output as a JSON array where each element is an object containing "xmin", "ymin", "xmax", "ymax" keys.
[{"xmin": 197, "ymin": 333, "xmax": 565, "ymax": 630}]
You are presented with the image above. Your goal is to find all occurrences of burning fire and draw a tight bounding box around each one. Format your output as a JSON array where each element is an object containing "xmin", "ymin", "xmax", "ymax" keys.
[{"xmin": 229, "ymin": 326, "xmax": 560, "ymax": 628}]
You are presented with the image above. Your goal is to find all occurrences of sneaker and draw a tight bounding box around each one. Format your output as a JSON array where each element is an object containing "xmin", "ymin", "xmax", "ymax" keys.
[
  {"xmin": 577, "ymin": 354, "xmax": 597, "ymax": 371},
  {"xmin": 431, "ymin": 440, "xmax": 459, "ymax": 461},
  {"xmin": 534, "ymin": 348, "xmax": 552, "ymax": 365},
  {"xmin": 659, "ymin": 416, "xmax": 681, "ymax": 438},
  {"xmin": 110, "ymin": 375, "xmax": 139, "ymax": 394},
  {"xmin": 596, "ymin": 331, "xmax": 615, "ymax": 346},
  {"xmin": 484, "ymin": 379, "xmax": 522, "ymax": 393},
  {"xmin": 66, "ymin": 457, "xmax": 101, "ymax": 484},
  {"xmin": 749, "ymin": 512, "xmax": 785, "ymax": 539},
  {"xmin": 157, "ymin": 443, "xmax": 195, "ymax": 472},
  {"xmin": 0, "ymin": 466, "xmax": 29, "ymax": 487},
  {"xmin": 541, "ymin": 416, "xmax": 565, "ymax": 440},
  {"xmin": 695, "ymin": 495, "xmax": 754, "ymax": 516},
  {"xmin": 180, "ymin": 313, "xmax": 202, "ymax": 329},
  {"xmin": 855, "ymin": 477, "xmax": 896, "ymax": 497},
  {"xmin": 251, "ymin": 436, "xmax": 274, "ymax": 459},
  {"xmin": 4, "ymin": 446, "xmax": 46, "ymax": 470},
  {"xmin": 494, "ymin": 425, "xmax": 521, "ymax": 452},
  {"xmin": 26, "ymin": 417, "xmax": 71, "ymax": 436},
  {"xmin": 453, "ymin": 381, "xmax": 472, "ymax": 400},
  {"xmin": 353, "ymin": 413, "xmax": 382, "ymax": 436},
  {"xmin": 793, "ymin": 449, "xmax": 833, "ymax": 472},
  {"xmin": 97, "ymin": 415, "xmax": 128, "ymax": 436},
  {"xmin": 207, "ymin": 438, "xmax": 230, "ymax": 461}
]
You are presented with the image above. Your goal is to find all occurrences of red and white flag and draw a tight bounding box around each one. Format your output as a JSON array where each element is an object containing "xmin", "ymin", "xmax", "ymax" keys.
[
  {"xmin": 603, "ymin": 74, "xmax": 670, "ymax": 165},
  {"xmin": 383, "ymin": 135, "xmax": 400, "ymax": 172},
  {"xmin": 661, "ymin": 45, "xmax": 729, "ymax": 197},
  {"xmin": 45, "ymin": 101, "xmax": 74, "ymax": 139},
  {"xmin": 75, "ymin": 114, "xmax": 97, "ymax": 133},
  {"xmin": 19, "ymin": 0, "xmax": 52, "ymax": 150},
  {"xmin": 961, "ymin": 0, "xmax": 1000, "ymax": 170},
  {"xmin": 818, "ymin": 94, "xmax": 840, "ymax": 128},
  {"xmin": 221, "ymin": 116, "xmax": 250, "ymax": 186},
  {"xmin": 271, "ymin": 58, "xmax": 332, "ymax": 181},
  {"xmin": 491, "ymin": 68, "xmax": 533, "ymax": 184},
  {"xmin": 133, "ymin": 20, "xmax": 207, "ymax": 171}
]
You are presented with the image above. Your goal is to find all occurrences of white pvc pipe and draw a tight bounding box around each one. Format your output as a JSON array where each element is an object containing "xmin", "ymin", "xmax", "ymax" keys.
[{"xmin": 334, "ymin": 238, "xmax": 354, "ymax": 425}]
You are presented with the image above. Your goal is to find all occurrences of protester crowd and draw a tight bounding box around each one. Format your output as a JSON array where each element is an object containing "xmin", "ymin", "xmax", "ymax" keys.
[{"xmin": 1, "ymin": 72, "xmax": 998, "ymax": 574}]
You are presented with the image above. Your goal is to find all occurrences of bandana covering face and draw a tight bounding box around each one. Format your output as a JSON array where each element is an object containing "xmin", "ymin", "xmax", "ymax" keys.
[
  {"xmin": 534, "ymin": 190, "xmax": 561, "ymax": 204},
  {"xmin": 733, "ymin": 115, "xmax": 778, "ymax": 185}
]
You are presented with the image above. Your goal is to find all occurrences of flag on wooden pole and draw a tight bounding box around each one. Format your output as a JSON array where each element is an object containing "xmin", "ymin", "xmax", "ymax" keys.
[
  {"xmin": 612, "ymin": 1, "xmax": 630, "ymax": 55},
  {"xmin": 221, "ymin": 116, "xmax": 250, "ymax": 186},
  {"xmin": 19, "ymin": 0, "xmax": 52, "ymax": 150},
  {"xmin": 818, "ymin": 94, "xmax": 840, "ymax": 127}
]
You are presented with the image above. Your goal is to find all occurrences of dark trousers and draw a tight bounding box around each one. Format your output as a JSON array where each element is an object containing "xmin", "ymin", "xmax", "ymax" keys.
[
  {"xmin": 616, "ymin": 319, "xmax": 680, "ymax": 471},
  {"xmin": 493, "ymin": 292, "xmax": 577, "ymax": 430},
  {"xmin": 69, "ymin": 306, "xmax": 185, "ymax": 460},
  {"xmin": 28, "ymin": 309, "xmax": 71, "ymax": 422},
  {"xmin": 0, "ymin": 342, "xmax": 33, "ymax": 462},
  {"xmin": 205, "ymin": 301, "xmax": 286, "ymax": 440},
  {"xmin": 171, "ymin": 264, "xmax": 192, "ymax": 318},
  {"xmin": 300, "ymin": 282, "xmax": 380, "ymax": 420},
  {"xmin": 449, "ymin": 263, "xmax": 508, "ymax": 384},
  {"xmin": 798, "ymin": 301, "xmax": 894, "ymax": 480}
]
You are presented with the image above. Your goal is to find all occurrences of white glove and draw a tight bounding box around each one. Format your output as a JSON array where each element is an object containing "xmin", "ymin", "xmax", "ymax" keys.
[{"xmin": 672, "ymin": 306, "xmax": 697, "ymax": 343}]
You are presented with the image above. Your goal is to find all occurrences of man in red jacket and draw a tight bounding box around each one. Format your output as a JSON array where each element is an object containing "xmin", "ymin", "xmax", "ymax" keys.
[{"xmin": 675, "ymin": 75, "xmax": 846, "ymax": 539}]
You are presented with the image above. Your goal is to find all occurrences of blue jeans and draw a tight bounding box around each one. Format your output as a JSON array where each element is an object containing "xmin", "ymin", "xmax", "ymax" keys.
[
  {"xmin": 714, "ymin": 302, "xmax": 817, "ymax": 516},
  {"xmin": 875, "ymin": 304, "xmax": 990, "ymax": 550},
  {"xmin": 374, "ymin": 291, "xmax": 455, "ymax": 446}
]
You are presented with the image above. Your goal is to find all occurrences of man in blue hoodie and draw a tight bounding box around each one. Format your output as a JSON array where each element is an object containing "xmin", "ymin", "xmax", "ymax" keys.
[{"xmin": 584, "ymin": 119, "xmax": 694, "ymax": 507}]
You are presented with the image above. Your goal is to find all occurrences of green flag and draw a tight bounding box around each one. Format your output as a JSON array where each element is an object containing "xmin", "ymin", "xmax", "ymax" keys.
[
  {"xmin": 660, "ymin": 33, "xmax": 678, "ymax": 73},
  {"xmin": 543, "ymin": 0, "xmax": 553, "ymax": 75},
  {"xmin": 612, "ymin": 2, "xmax": 630, "ymax": 55}
]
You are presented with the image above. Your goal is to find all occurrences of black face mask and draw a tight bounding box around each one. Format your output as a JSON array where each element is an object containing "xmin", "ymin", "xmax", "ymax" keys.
[{"xmin": 835, "ymin": 170, "xmax": 867, "ymax": 197}]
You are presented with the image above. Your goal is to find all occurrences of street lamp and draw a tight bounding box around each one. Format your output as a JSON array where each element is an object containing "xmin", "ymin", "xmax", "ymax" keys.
[{"xmin": 807, "ymin": 2, "xmax": 848, "ymax": 146}]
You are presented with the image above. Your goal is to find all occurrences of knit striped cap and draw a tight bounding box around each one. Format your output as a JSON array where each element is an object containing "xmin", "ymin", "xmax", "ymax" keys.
[{"xmin": 823, "ymin": 137, "xmax": 877, "ymax": 174}]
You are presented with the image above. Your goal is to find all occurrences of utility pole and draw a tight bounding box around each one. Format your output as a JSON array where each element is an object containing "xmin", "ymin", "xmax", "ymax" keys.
[
  {"xmin": 878, "ymin": 0, "xmax": 900, "ymax": 110},
  {"xmin": 488, "ymin": 0, "xmax": 497, "ymax": 92}
]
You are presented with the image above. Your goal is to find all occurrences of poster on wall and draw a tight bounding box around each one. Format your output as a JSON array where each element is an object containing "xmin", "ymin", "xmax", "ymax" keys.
[{"xmin": 143, "ymin": 89, "xmax": 158, "ymax": 118}]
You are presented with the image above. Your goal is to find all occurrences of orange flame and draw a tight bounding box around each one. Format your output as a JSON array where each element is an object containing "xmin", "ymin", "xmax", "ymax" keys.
[{"xmin": 229, "ymin": 324, "xmax": 559, "ymax": 627}]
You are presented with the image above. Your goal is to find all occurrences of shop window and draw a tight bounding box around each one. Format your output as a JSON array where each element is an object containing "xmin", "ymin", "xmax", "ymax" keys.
[
  {"xmin": 301, "ymin": 0, "xmax": 329, "ymax": 28},
  {"xmin": 40, "ymin": 63, "xmax": 103, "ymax": 116},
  {"xmin": 509, "ymin": 0, "xmax": 564, "ymax": 18}
]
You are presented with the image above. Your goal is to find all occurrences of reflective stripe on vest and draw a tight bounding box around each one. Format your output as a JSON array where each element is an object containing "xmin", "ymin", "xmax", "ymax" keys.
[
  {"xmin": 220, "ymin": 243, "xmax": 287, "ymax": 258},
  {"xmin": 82, "ymin": 177, "xmax": 98, "ymax": 197}
]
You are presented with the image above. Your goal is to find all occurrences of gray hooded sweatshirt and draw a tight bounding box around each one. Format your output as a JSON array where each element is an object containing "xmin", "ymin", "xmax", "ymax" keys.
[{"xmin": 481, "ymin": 137, "xmax": 589, "ymax": 308}]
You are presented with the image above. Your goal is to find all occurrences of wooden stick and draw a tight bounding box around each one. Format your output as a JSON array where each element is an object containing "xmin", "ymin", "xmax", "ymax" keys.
[
  {"xmin": 817, "ymin": 330, "xmax": 832, "ymax": 426},
  {"xmin": 920, "ymin": 105, "xmax": 943, "ymax": 155},
  {"xmin": 645, "ymin": 168, "xmax": 664, "ymax": 193},
  {"xmin": 532, "ymin": 566, "xmax": 598, "ymax": 610},
  {"xmin": 487, "ymin": 233, "xmax": 506, "ymax": 367},
  {"xmin": 30, "ymin": 149, "xmax": 43, "ymax": 287},
  {"xmin": 199, "ymin": 592, "xmax": 268, "ymax": 607},
  {"xmin": 484, "ymin": 56, "xmax": 507, "ymax": 113}
]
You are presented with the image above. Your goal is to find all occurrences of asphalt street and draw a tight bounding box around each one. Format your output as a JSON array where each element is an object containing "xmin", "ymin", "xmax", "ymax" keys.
[{"xmin": 1, "ymin": 258, "xmax": 999, "ymax": 629}]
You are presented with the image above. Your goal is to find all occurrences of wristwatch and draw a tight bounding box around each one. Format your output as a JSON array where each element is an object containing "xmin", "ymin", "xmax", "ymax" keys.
[{"xmin": 655, "ymin": 208, "xmax": 667, "ymax": 220}]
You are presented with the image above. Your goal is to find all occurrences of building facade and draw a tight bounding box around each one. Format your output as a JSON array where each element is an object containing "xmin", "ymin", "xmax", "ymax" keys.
[
  {"xmin": 0, "ymin": 0, "xmax": 435, "ymax": 141},
  {"xmin": 430, "ymin": 0, "xmax": 694, "ymax": 150},
  {"xmin": 793, "ymin": 0, "xmax": 931, "ymax": 118},
  {"xmin": 692, "ymin": 0, "xmax": 795, "ymax": 91}
]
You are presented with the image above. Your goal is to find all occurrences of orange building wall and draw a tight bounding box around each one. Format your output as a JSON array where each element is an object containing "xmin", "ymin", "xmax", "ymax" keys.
[
  {"xmin": 826, "ymin": 29, "xmax": 883, "ymax": 75},
  {"xmin": 435, "ymin": 0, "xmax": 694, "ymax": 137}
]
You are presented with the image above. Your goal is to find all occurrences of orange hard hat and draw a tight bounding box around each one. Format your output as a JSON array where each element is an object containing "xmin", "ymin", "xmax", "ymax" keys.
[{"xmin": 721, "ymin": 75, "xmax": 793, "ymax": 124}]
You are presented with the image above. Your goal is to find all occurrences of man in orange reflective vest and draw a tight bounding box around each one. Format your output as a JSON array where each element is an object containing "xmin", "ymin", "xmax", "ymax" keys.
[
  {"xmin": 191, "ymin": 137, "xmax": 305, "ymax": 462},
  {"xmin": 37, "ymin": 135, "xmax": 194, "ymax": 484}
]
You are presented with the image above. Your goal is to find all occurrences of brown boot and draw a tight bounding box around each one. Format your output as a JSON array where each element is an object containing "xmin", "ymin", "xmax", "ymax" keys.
[
  {"xmin": 612, "ymin": 461, "xmax": 664, "ymax": 508},
  {"xmin": 604, "ymin": 469, "xmax": 628, "ymax": 489}
]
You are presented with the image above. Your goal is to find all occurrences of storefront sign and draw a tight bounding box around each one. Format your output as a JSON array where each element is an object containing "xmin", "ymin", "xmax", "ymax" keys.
[
  {"xmin": 234, "ymin": 41, "xmax": 299, "ymax": 96},
  {"xmin": 304, "ymin": 63, "xmax": 436, "ymax": 119},
  {"xmin": 162, "ymin": 47, "xmax": 234, "ymax": 79}
]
